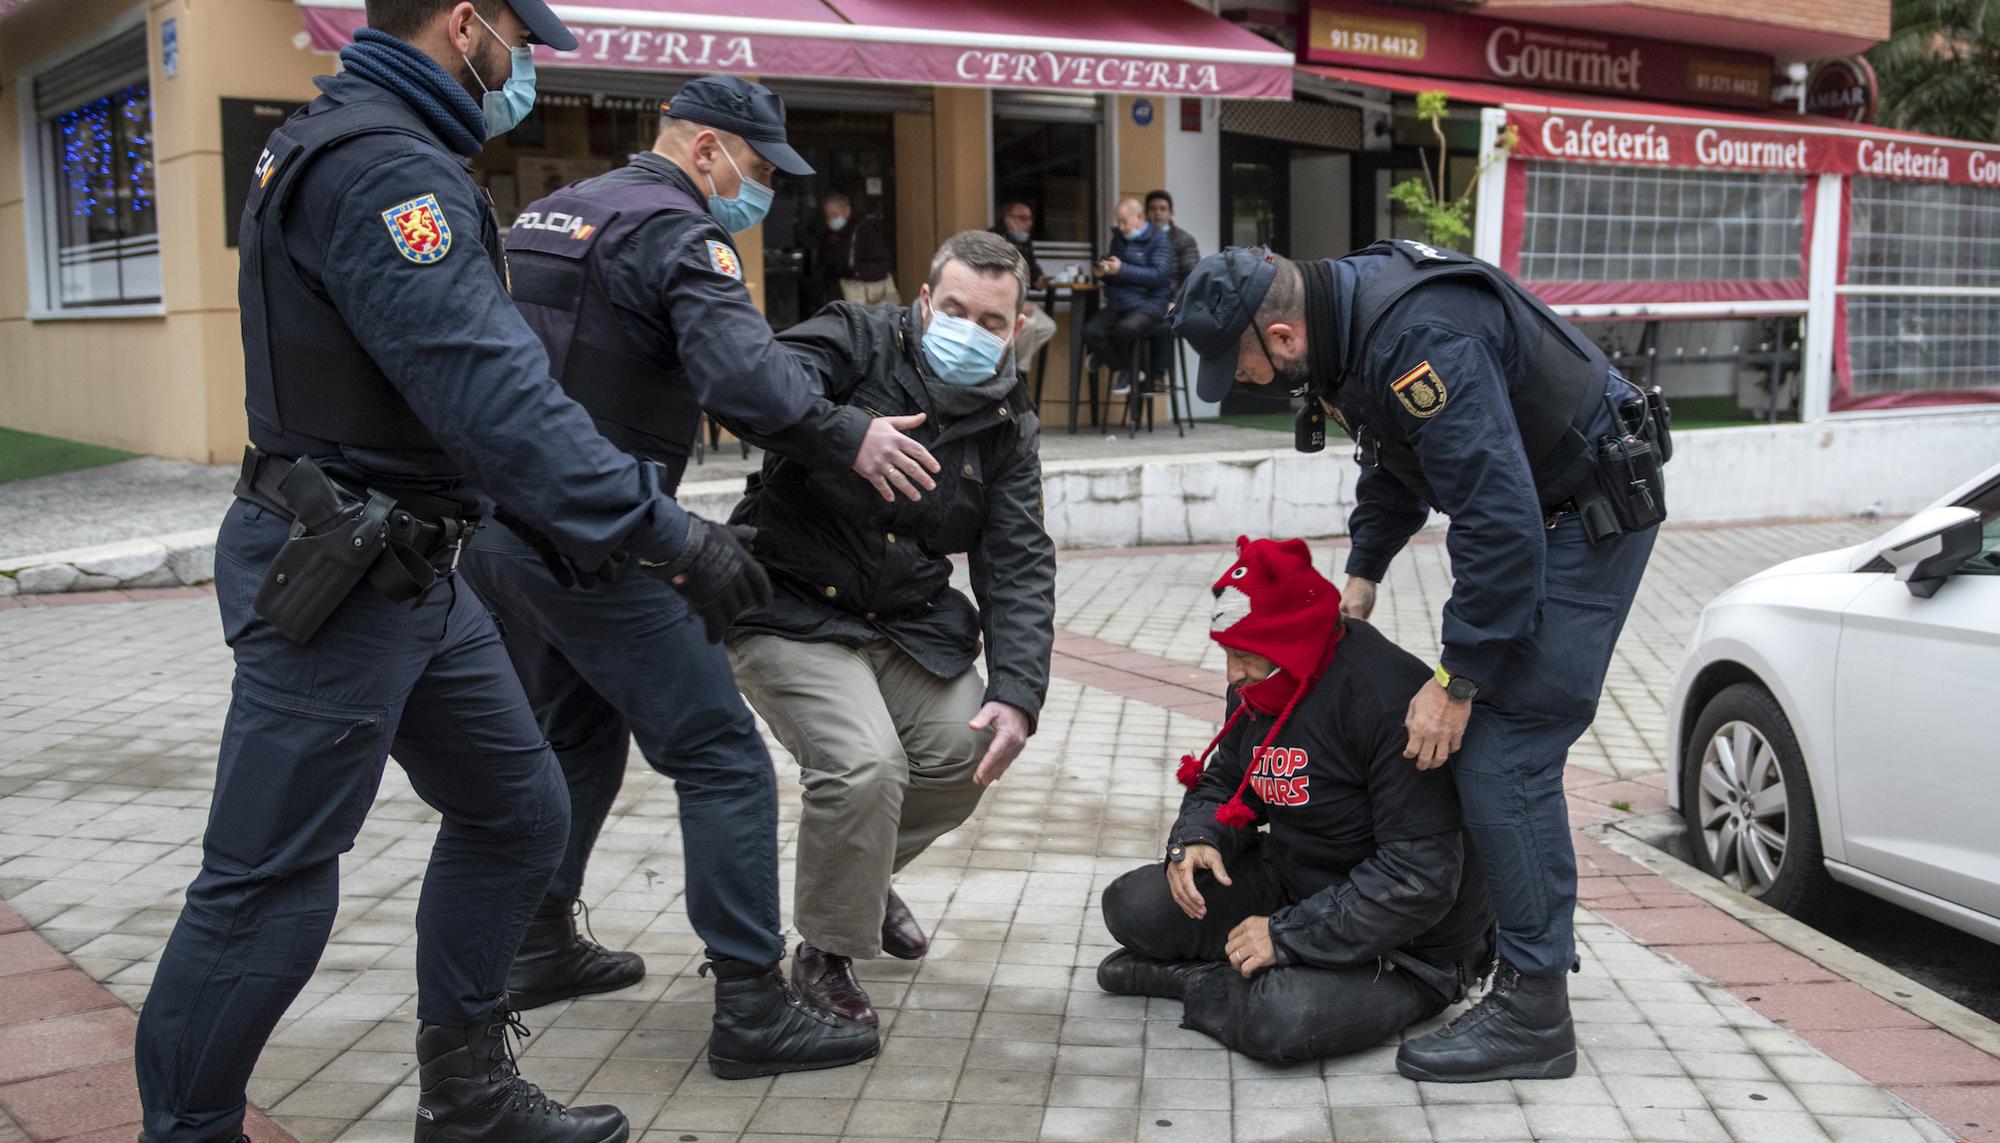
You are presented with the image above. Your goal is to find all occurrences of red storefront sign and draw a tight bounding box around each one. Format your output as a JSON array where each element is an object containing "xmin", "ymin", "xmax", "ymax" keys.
[
  {"xmin": 1508, "ymin": 108, "xmax": 2000, "ymax": 186},
  {"xmin": 1298, "ymin": 0, "xmax": 1774, "ymax": 110},
  {"xmin": 296, "ymin": 6, "xmax": 1293, "ymax": 99}
]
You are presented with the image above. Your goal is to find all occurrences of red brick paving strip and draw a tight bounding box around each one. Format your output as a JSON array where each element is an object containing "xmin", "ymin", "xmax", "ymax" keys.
[
  {"xmin": 0, "ymin": 902, "xmax": 293, "ymax": 1143},
  {"xmin": 1048, "ymin": 638, "xmax": 2000, "ymax": 1143}
]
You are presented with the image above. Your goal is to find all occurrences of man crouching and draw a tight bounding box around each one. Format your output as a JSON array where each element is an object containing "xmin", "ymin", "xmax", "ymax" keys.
[
  {"xmin": 1098, "ymin": 536, "xmax": 1495, "ymax": 1064},
  {"xmin": 724, "ymin": 229, "xmax": 1056, "ymax": 1026}
]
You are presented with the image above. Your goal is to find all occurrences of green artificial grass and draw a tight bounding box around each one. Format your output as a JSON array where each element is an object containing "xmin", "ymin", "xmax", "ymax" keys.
[{"xmin": 0, "ymin": 427, "xmax": 137, "ymax": 485}]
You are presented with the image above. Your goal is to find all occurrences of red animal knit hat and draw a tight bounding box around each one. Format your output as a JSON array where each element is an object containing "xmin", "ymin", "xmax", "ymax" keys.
[{"xmin": 1176, "ymin": 536, "xmax": 1344, "ymax": 828}]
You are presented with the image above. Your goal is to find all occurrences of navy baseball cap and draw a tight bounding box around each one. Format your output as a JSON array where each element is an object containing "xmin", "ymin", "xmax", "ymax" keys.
[
  {"xmin": 1171, "ymin": 246, "xmax": 1279, "ymax": 402},
  {"xmin": 503, "ymin": 0, "xmax": 576, "ymax": 52},
  {"xmin": 664, "ymin": 76, "xmax": 814, "ymax": 177}
]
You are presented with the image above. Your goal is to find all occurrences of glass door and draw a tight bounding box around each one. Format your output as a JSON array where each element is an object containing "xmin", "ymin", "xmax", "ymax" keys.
[
  {"xmin": 764, "ymin": 108, "xmax": 897, "ymax": 330},
  {"xmin": 1221, "ymin": 132, "xmax": 1290, "ymax": 254}
]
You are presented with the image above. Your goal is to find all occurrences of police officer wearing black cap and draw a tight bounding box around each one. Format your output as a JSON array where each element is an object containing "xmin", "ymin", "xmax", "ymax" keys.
[
  {"xmin": 132, "ymin": 0, "xmax": 775, "ymax": 1139},
  {"xmin": 456, "ymin": 76, "xmax": 928, "ymax": 1077},
  {"xmin": 1172, "ymin": 240, "xmax": 1670, "ymax": 1083}
]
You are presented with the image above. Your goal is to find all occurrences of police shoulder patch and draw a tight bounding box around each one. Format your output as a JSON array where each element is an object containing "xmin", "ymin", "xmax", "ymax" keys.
[
  {"xmin": 382, "ymin": 193, "xmax": 452, "ymax": 264},
  {"xmin": 1391, "ymin": 360, "xmax": 1448, "ymax": 418},
  {"xmin": 706, "ymin": 239, "xmax": 742, "ymax": 280}
]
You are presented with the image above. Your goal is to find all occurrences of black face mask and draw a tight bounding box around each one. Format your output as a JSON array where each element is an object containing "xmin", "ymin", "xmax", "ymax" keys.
[{"xmin": 1240, "ymin": 322, "xmax": 1312, "ymax": 402}]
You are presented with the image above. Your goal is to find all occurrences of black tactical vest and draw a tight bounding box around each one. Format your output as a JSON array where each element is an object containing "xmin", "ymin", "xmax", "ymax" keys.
[
  {"xmin": 239, "ymin": 95, "xmax": 501, "ymax": 453},
  {"xmin": 504, "ymin": 179, "xmax": 704, "ymax": 450},
  {"xmin": 1337, "ymin": 239, "xmax": 1610, "ymax": 511}
]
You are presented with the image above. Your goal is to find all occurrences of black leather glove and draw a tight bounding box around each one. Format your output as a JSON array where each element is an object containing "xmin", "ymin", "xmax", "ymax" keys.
[{"xmin": 640, "ymin": 515, "xmax": 771, "ymax": 643}]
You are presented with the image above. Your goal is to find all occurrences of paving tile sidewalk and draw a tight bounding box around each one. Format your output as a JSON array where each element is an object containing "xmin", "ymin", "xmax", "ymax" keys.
[{"xmin": 1, "ymin": 521, "xmax": 1995, "ymax": 1143}]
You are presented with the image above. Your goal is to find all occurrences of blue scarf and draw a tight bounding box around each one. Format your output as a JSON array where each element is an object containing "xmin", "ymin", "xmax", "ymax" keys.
[{"xmin": 338, "ymin": 28, "xmax": 486, "ymax": 157}]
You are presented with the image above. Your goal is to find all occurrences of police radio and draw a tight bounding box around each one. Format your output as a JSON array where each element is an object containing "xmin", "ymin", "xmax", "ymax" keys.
[{"xmin": 1577, "ymin": 386, "xmax": 1670, "ymax": 543}]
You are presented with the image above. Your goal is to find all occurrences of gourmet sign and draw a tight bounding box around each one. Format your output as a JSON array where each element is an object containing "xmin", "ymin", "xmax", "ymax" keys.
[
  {"xmin": 297, "ymin": 7, "xmax": 1292, "ymax": 99},
  {"xmin": 1302, "ymin": 0, "xmax": 1774, "ymax": 111},
  {"xmin": 1509, "ymin": 108, "xmax": 2000, "ymax": 186}
]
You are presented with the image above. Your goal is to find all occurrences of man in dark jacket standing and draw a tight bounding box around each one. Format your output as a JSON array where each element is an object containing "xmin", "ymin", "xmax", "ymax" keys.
[
  {"xmin": 1146, "ymin": 189, "xmax": 1201, "ymax": 289},
  {"xmin": 1086, "ymin": 196, "xmax": 1174, "ymax": 395},
  {"xmin": 818, "ymin": 192, "xmax": 898, "ymax": 304},
  {"xmin": 1098, "ymin": 537, "xmax": 1495, "ymax": 1065},
  {"xmin": 724, "ymin": 230, "xmax": 1057, "ymax": 1027}
]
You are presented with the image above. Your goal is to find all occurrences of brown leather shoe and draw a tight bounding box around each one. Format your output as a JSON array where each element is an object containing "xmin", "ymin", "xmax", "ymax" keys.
[
  {"xmin": 791, "ymin": 942, "xmax": 877, "ymax": 1027},
  {"xmin": 881, "ymin": 887, "xmax": 929, "ymax": 961}
]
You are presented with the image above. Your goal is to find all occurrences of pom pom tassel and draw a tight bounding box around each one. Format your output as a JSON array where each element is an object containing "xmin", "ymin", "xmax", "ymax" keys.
[
  {"xmin": 1175, "ymin": 753, "xmax": 1202, "ymax": 789},
  {"xmin": 1214, "ymin": 796, "xmax": 1257, "ymax": 829}
]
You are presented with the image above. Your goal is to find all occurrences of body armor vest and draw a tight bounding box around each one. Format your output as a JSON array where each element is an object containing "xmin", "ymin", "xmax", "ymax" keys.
[
  {"xmin": 239, "ymin": 94, "xmax": 499, "ymax": 452},
  {"xmin": 1337, "ymin": 239, "xmax": 1610, "ymax": 511},
  {"xmin": 504, "ymin": 179, "xmax": 704, "ymax": 449}
]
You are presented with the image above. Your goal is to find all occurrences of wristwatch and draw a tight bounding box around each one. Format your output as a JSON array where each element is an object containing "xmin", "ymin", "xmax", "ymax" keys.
[
  {"xmin": 1166, "ymin": 842, "xmax": 1189, "ymax": 863},
  {"xmin": 1434, "ymin": 664, "xmax": 1480, "ymax": 703}
]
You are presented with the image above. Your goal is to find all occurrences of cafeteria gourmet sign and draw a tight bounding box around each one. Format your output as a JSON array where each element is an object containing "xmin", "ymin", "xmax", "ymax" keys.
[
  {"xmin": 294, "ymin": 7, "xmax": 1293, "ymax": 99},
  {"xmin": 1300, "ymin": 0, "xmax": 1774, "ymax": 110},
  {"xmin": 1507, "ymin": 108, "xmax": 2000, "ymax": 186}
]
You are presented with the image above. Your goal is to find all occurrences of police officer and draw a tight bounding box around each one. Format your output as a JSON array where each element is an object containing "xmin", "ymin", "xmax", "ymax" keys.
[
  {"xmin": 133, "ymin": 1, "xmax": 774, "ymax": 1139},
  {"xmin": 1172, "ymin": 241, "xmax": 1667, "ymax": 1083},
  {"xmin": 456, "ymin": 77, "xmax": 927, "ymax": 1076}
]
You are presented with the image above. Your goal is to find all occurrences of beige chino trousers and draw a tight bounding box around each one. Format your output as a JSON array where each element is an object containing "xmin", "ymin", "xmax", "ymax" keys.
[{"xmin": 728, "ymin": 634, "xmax": 991, "ymax": 958}]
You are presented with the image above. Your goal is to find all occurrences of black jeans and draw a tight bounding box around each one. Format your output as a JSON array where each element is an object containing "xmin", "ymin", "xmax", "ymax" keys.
[
  {"xmin": 1084, "ymin": 306, "xmax": 1161, "ymax": 374},
  {"xmin": 1101, "ymin": 841, "xmax": 1444, "ymax": 1064},
  {"xmin": 458, "ymin": 522, "xmax": 784, "ymax": 966},
  {"xmin": 136, "ymin": 500, "xmax": 569, "ymax": 1143}
]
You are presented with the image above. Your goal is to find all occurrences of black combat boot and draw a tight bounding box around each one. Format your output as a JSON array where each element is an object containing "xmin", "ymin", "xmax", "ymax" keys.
[
  {"xmin": 1395, "ymin": 961, "xmax": 1576, "ymax": 1082},
  {"xmin": 706, "ymin": 956, "xmax": 880, "ymax": 1080},
  {"xmin": 416, "ymin": 1009, "xmax": 628, "ymax": 1143},
  {"xmin": 506, "ymin": 899, "xmax": 646, "ymax": 1010},
  {"xmin": 1095, "ymin": 948, "xmax": 1214, "ymax": 1000}
]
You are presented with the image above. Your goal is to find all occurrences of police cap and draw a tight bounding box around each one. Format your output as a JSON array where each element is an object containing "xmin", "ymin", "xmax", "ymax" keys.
[
  {"xmin": 501, "ymin": 0, "xmax": 577, "ymax": 52},
  {"xmin": 1171, "ymin": 246, "xmax": 1279, "ymax": 402},
  {"xmin": 663, "ymin": 76, "xmax": 814, "ymax": 177}
]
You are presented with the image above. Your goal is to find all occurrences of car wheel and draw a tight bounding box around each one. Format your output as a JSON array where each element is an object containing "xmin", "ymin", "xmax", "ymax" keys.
[{"xmin": 1681, "ymin": 682, "xmax": 1836, "ymax": 919}]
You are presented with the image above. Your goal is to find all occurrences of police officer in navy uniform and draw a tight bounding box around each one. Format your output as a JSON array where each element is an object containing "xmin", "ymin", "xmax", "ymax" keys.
[
  {"xmin": 1172, "ymin": 241, "xmax": 1667, "ymax": 1083},
  {"xmin": 132, "ymin": 0, "xmax": 778, "ymax": 1139},
  {"xmin": 456, "ymin": 77, "xmax": 932, "ymax": 1076}
]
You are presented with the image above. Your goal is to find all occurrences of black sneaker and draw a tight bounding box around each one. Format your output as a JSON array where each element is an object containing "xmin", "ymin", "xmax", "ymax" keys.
[
  {"xmin": 1395, "ymin": 961, "xmax": 1576, "ymax": 1082},
  {"xmin": 507, "ymin": 899, "xmax": 645, "ymax": 1011},
  {"xmin": 1095, "ymin": 948, "xmax": 1212, "ymax": 1001},
  {"xmin": 416, "ymin": 1008, "xmax": 628, "ymax": 1143}
]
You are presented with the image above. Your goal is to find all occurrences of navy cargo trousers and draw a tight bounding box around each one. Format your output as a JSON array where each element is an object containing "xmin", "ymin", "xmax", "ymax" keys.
[
  {"xmin": 457, "ymin": 523, "xmax": 785, "ymax": 967},
  {"xmin": 135, "ymin": 500, "xmax": 570, "ymax": 1143},
  {"xmin": 1455, "ymin": 513, "xmax": 1657, "ymax": 977}
]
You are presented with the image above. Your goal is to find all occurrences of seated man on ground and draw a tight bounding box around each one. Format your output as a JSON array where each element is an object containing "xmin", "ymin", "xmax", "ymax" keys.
[
  {"xmin": 1098, "ymin": 536, "xmax": 1496, "ymax": 1064},
  {"xmin": 723, "ymin": 229, "xmax": 1057, "ymax": 1026}
]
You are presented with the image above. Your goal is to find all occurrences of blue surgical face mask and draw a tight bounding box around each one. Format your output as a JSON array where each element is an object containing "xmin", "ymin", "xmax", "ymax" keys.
[
  {"xmin": 1124, "ymin": 221, "xmax": 1151, "ymax": 240},
  {"xmin": 921, "ymin": 294, "xmax": 1012, "ymax": 386},
  {"xmin": 707, "ymin": 145, "xmax": 774, "ymax": 233},
  {"xmin": 464, "ymin": 12, "xmax": 535, "ymax": 139},
  {"xmin": 826, "ymin": 214, "xmax": 848, "ymax": 232}
]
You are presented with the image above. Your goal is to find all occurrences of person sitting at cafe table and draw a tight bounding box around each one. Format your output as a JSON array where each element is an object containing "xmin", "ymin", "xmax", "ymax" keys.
[{"xmin": 1083, "ymin": 196, "xmax": 1174, "ymax": 397}]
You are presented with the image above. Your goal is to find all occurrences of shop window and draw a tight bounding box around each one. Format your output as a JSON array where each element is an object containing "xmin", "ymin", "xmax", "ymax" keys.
[
  {"xmin": 1841, "ymin": 179, "xmax": 2000, "ymax": 402},
  {"xmin": 1518, "ymin": 164, "xmax": 1803, "ymax": 285},
  {"xmin": 29, "ymin": 27, "xmax": 159, "ymax": 312},
  {"xmin": 994, "ymin": 106, "xmax": 1100, "ymax": 245}
]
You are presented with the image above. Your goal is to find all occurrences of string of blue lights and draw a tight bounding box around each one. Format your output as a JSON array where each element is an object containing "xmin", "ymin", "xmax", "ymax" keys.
[{"xmin": 54, "ymin": 83, "xmax": 153, "ymax": 219}]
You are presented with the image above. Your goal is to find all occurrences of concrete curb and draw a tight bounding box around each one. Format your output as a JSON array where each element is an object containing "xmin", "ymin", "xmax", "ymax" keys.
[
  {"xmin": 1593, "ymin": 819, "xmax": 2000, "ymax": 1061},
  {"xmin": 0, "ymin": 529, "xmax": 217, "ymax": 595}
]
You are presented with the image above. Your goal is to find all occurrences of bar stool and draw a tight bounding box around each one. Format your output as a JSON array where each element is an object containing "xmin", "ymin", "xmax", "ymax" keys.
[{"xmin": 1122, "ymin": 331, "xmax": 1192, "ymax": 436}]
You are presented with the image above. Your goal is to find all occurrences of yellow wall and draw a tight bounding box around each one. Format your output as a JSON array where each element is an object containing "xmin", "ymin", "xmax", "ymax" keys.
[{"xmin": 0, "ymin": 0, "xmax": 323, "ymax": 462}]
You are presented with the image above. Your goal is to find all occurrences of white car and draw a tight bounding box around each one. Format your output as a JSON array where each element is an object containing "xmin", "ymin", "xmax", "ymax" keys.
[{"xmin": 1668, "ymin": 460, "xmax": 2000, "ymax": 943}]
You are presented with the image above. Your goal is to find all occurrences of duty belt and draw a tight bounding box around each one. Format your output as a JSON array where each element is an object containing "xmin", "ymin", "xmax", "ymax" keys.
[{"xmin": 235, "ymin": 447, "xmax": 475, "ymax": 572}]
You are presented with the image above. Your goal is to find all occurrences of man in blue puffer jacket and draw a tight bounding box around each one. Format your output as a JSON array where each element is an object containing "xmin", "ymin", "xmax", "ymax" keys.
[{"xmin": 1086, "ymin": 196, "xmax": 1175, "ymax": 394}]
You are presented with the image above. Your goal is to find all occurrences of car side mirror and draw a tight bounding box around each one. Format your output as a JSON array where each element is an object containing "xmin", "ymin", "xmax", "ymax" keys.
[{"xmin": 1876, "ymin": 506, "xmax": 1983, "ymax": 599}]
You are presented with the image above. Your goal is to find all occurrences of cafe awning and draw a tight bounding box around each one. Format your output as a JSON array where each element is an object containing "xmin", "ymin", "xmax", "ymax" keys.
[
  {"xmin": 1301, "ymin": 64, "xmax": 2000, "ymax": 187},
  {"xmin": 296, "ymin": 0, "xmax": 1295, "ymax": 100}
]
